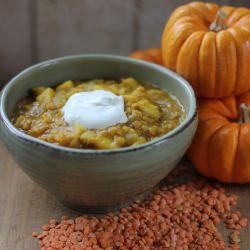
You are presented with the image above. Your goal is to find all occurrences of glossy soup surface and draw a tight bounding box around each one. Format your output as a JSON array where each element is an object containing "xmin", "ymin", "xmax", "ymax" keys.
[{"xmin": 12, "ymin": 78, "xmax": 185, "ymax": 149}]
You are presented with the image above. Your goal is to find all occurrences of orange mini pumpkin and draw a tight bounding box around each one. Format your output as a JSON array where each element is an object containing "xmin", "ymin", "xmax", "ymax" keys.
[
  {"xmin": 162, "ymin": 2, "xmax": 250, "ymax": 98},
  {"xmin": 129, "ymin": 48, "xmax": 162, "ymax": 65},
  {"xmin": 187, "ymin": 92, "xmax": 250, "ymax": 183}
]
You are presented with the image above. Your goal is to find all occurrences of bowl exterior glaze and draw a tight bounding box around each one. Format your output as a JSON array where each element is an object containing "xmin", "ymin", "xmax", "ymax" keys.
[{"xmin": 0, "ymin": 55, "xmax": 197, "ymax": 213}]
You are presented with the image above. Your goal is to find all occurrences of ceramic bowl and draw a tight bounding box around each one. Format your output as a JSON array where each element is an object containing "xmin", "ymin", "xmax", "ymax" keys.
[{"xmin": 0, "ymin": 55, "xmax": 197, "ymax": 213}]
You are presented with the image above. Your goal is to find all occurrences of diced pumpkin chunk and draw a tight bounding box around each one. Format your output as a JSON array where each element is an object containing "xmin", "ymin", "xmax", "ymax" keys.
[
  {"xmin": 32, "ymin": 87, "xmax": 46, "ymax": 96},
  {"xmin": 123, "ymin": 95, "xmax": 139, "ymax": 104},
  {"xmin": 36, "ymin": 88, "xmax": 55, "ymax": 104},
  {"xmin": 56, "ymin": 80, "xmax": 74, "ymax": 91},
  {"xmin": 80, "ymin": 131, "xmax": 97, "ymax": 144},
  {"xmin": 121, "ymin": 78, "xmax": 140, "ymax": 93},
  {"xmin": 73, "ymin": 123, "xmax": 86, "ymax": 135},
  {"xmin": 134, "ymin": 99, "xmax": 160, "ymax": 120},
  {"xmin": 93, "ymin": 84, "xmax": 117, "ymax": 94}
]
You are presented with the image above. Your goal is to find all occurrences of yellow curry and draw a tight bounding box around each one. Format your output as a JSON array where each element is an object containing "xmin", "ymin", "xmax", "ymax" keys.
[{"xmin": 12, "ymin": 78, "xmax": 185, "ymax": 149}]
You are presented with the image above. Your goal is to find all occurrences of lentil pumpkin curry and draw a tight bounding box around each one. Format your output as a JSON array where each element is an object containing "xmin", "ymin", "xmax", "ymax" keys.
[{"xmin": 12, "ymin": 78, "xmax": 185, "ymax": 149}]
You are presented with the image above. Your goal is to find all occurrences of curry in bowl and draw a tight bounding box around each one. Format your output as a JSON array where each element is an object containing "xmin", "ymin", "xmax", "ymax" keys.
[{"xmin": 11, "ymin": 77, "xmax": 185, "ymax": 149}]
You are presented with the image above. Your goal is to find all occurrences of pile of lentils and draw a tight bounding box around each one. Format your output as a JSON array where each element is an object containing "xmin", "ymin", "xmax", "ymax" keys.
[{"xmin": 33, "ymin": 166, "xmax": 248, "ymax": 250}]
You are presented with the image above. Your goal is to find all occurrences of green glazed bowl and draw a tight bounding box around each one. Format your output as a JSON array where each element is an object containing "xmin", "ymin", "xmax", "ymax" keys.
[{"xmin": 0, "ymin": 55, "xmax": 197, "ymax": 213}]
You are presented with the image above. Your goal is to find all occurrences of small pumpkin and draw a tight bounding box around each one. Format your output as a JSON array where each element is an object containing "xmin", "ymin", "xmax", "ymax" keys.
[
  {"xmin": 129, "ymin": 48, "xmax": 162, "ymax": 65},
  {"xmin": 162, "ymin": 2, "xmax": 250, "ymax": 98},
  {"xmin": 187, "ymin": 92, "xmax": 250, "ymax": 183}
]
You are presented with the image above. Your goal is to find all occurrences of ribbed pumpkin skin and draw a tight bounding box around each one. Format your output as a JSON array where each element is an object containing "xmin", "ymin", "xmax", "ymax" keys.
[
  {"xmin": 187, "ymin": 92, "xmax": 250, "ymax": 183},
  {"xmin": 129, "ymin": 48, "xmax": 162, "ymax": 65},
  {"xmin": 162, "ymin": 2, "xmax": 250, "ymax": 98}
]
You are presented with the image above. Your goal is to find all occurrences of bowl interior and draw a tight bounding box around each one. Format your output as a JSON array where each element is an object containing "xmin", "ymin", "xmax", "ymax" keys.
[{"xmin": 1, "ymin": 55, "xmax": 196, "ymax": 150}]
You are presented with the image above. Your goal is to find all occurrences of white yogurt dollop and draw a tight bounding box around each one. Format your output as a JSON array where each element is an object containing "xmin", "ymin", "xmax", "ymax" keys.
[{"xmin": 62, "ymin": 90, "xmax": 128, "ymax": 129}]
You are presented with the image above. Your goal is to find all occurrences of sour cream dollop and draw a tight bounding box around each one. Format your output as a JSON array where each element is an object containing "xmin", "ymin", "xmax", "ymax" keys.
[{"xmin": 62, "ymin": 90, "xmax": 128, "ymax": 129}]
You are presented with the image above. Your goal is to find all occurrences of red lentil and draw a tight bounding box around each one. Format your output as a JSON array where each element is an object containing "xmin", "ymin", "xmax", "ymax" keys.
[{"xmin": 33, "ymin": 167, "xmax": 248, "ymax": 250}]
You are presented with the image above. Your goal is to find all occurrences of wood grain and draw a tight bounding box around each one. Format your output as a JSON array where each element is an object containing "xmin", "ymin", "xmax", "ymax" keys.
[
  {"xmin": 0, "ymin": 139, "xmax": 250, "ymax": 249},
  {"xmin": 123, "ymin": 0, "xmax": 231, "ymax": 50},
  {"xmin": 0, "ymin": 141, "xmax": 81, "ymax": 250},
  {"xmin": 36, "ymin": 0, "xmax": 135, "ymax": 61},
  {"xmin": 1, "ymin": 0, "xmax": 250, "ymax": 85},
  {"xmin": 0, "ymin": 0, "xmax": 32, "ymax": 85},
  {"xmin": 229, "ymin": 0, "xmax": 250, "ymax": 7}
]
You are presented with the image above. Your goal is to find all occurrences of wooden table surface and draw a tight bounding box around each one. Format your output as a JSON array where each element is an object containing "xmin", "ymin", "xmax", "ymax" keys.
[{"xmin": 1, "ymin": 140, "xmax": 250, "ymax": 250}]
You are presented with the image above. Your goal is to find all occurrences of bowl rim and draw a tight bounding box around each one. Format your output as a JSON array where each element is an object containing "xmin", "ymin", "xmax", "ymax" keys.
[{"xmin": 0, "ymin": 54, "xmax": 197, "ymax": 155}]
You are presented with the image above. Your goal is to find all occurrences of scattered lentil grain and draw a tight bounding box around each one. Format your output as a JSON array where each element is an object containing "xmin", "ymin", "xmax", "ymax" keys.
[{"xmin": 33, "ymin": 168, "xmax": 248, "ymax": 250}]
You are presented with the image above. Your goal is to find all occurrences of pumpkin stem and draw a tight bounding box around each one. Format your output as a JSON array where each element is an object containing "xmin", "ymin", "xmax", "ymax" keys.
[
  {"xmin": 209, "ymin": 10, "xmax": 227, "ymax": 32},
  {"xmin": 239, "ymin": 103, "xmax": 250, "ymax": 124}
]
